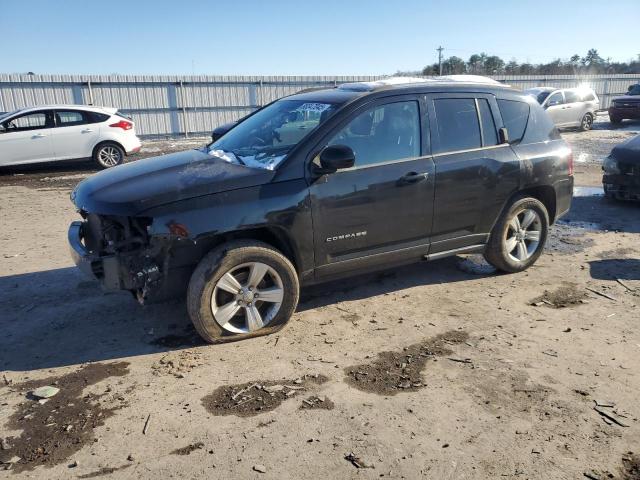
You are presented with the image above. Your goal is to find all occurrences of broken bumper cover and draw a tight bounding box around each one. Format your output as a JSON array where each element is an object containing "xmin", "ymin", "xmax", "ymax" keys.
[{"xmin": 68, "ymin": 221, "xmax": 124, "ymax": 290}]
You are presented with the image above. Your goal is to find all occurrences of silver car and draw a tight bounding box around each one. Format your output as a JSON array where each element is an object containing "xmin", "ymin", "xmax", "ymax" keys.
[{"xmin": 525, "ymin": 87, "xmax": 600, "ymax": 131}]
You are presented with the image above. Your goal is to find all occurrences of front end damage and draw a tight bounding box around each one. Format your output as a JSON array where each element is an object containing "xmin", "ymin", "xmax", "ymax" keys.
[{"xmin": 68, "ymin": 213, "xmax": 172, "ymax": 302}]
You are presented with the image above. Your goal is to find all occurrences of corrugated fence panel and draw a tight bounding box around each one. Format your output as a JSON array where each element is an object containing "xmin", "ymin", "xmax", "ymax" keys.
[{"xmin": 1, "ymin": 74, "xmax": 640, "ymax": 136}]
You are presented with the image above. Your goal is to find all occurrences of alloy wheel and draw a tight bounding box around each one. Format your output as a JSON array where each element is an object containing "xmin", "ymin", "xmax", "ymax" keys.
[
  {"xmin": 582, "ymin": 114, "xmax": 593, "ymax": 130},
  {"xmin": 210, "ymin": 262, "xmax": 284, "ymax": 334},
  {"xmin": 98, "ymin": 146, "xmax": 122, "ymax": 167},
  {"xmin": 504, "ymin": 208, "xmax": 542, "ymax": 262}
]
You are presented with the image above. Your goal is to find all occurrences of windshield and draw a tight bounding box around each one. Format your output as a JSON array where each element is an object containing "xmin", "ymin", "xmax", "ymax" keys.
[
  {"xmin": 208, "ymin": 99, "xmax": 339, "ymax": 170},
  {"xmin": 525, "ymin": 89, "xmax": 551, "ymax": 105},
  {"xmin": 628, "ymin": 85, "xmax": 640, "ymax": 96},
  {"xmin": 0, "ymin": 110, "xmax": 19, "ymax": 123}
]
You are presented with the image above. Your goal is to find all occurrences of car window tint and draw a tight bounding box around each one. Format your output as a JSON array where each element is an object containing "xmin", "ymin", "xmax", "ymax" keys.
[
  {"xmin": 564, "ymin": 91, "xmax": 580, "ymax": 103},
  {"xmin": 547, "ymin": 92, "xmax": 563, "ymax": 105},
  {"xmin": 328, "ymin": 101, "xmax": 420, "ymax": 167},
  {"xmin": 521, "ymin": 101, "xmax": 561, "ymax": 144},
  {"xmin": 582, "ymin": 92, "xmax": 596, "ymax": 101},
  {"xmin": 497, "ymin": 99, "xmax": 529, "ymax": 144},
  {"xmin": 57, "ymin": 110, "xmax": 88, "ymax": 127},
  {"xmin": 5, "ymin": 112, "xmax": 48, "ymax": 131},
  {"xmin": 433, "ymin": 98, "xmax": 481, "ymax": 153},
  {"xmin": 89, "ymin": 112, "xmax": 111, "ymax": 123},
  {"xmin": 478, "ymin": 98, "xmax": 498, "ymax": 146}
]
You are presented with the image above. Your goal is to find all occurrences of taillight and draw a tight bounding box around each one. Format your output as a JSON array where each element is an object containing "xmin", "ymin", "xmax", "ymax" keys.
[
  {"xmin": 567, "ymin": 151, "xmax": 574, "ymax": 176},
  {"xmin": 109, "ymin": 120, "xmax": 133, "ymax": 131}
]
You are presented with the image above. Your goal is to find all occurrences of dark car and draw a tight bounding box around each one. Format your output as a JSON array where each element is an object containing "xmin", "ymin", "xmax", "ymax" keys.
[
  {"xmin": 68, "ymin": 77, "xmax": 573, "ymax": 343},
  {"xmin": 603, "ymin": 134, "xmax": 640, "ymax": 201},
  {"xmin": 609, "ymin": 84, "xmax": 640, "ymax": 124}
]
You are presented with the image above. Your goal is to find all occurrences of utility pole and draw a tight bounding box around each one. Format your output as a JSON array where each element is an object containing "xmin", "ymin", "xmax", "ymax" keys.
[{"xmin": 437, "ymin": 46, "xmax": 444, "ymax": 76}]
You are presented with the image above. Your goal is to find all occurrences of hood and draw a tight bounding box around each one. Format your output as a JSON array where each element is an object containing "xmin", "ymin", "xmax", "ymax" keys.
[
  {"xmin": 610, "ymin": 134, "xmax": 640, "ymax": 164},
  {"xmin": 72, "ymin": 149, "xmax": 276, "ymax": 215},
  {"xmin": 612, "ymin": 95, "xmax": 640, "ymax": 103}
]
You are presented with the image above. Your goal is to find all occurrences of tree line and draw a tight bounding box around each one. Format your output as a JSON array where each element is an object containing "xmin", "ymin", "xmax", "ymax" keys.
[{"xmin": 410, "ymin": 49, "xmax": 640, "ymax": 76}]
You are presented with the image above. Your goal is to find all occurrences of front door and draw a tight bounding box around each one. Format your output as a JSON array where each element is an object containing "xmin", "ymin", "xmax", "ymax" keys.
[
  {"xmin": 544, "ymin": 91, "xmax": 567, "ymax": 126},
  {"xmin": 309, "ymin": 97, "xmax": 435, "ymax": 277},
  {"xmin": 0, "ymin": 110, "xmax": 55, "ymax": 166}
]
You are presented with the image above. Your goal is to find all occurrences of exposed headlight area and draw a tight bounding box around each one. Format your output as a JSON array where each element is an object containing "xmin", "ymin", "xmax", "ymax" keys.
[
  {"xmin": 603, "ymin": 155, "xmax": 620, "ymax": 175},
  {"xmin": 78, "ymin": 211, "xmax": 152, "ymax": 255}
]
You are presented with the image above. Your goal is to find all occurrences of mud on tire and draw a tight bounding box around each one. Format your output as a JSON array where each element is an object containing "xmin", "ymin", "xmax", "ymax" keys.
[
  {"xmin": 484, "ymin": 196, "xmax": 549, "ymax": 273},
  {"xmin": 187, "ymin": 240, "xmax": 299, "ymax": 344}
]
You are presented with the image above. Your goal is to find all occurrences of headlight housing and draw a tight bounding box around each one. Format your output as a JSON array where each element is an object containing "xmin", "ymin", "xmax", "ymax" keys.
[
  {"xmin": 603, "ymin": 155, "xmax": 620, "ymax": 174},
  {"xmin": 610, "ymin": 100, "xmax": 618, "ymax": 108}
]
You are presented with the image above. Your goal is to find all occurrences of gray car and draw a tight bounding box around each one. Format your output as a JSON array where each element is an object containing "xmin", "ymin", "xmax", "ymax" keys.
[{"xmin": 525, "ymin": 87, "xmax": 599, "ymax": 131}]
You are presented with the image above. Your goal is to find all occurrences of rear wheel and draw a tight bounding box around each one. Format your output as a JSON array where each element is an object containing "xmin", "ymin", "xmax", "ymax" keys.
[
  {"xmin": 484, "ymin": 197, "xmax": 549, "ymax": 273},
  {"xmin": 580, "ymin": 113, "xmax": 593, "ymax": 131},
  {"xmin": 93, "ymin": 142, "xmax": 124, "ymax": 169},
  {"xmin": 187, "ymin": 240, "xmax": 299, "ymax": 343}
]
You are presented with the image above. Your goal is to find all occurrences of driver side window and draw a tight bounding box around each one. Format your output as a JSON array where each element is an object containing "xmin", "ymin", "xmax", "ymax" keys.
[
  {"xmin": 328, "ymin": 101, "xmax": 420, "ymax": 167},
  {"xmin": 547, "ymin": 92, "xmax": 564, "ymax": 106},
  {"xmin": 4, "ymin": 112, "xmax": 49, "ymax": 132}
]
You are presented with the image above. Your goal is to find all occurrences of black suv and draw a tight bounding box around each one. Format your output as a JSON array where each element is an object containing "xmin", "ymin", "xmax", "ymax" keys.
[{"xmin": 69, "ymin": 78, "xmax": 574, "ymax": 343}]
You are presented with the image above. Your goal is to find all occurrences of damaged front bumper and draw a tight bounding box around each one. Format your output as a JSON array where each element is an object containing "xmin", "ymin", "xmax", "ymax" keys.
[
  {"xmin": 603, "ymin": 174, "xmax": 640, "ymax": 201},
  {"xmin": 68, "ymin": 220, "xmax": 163, "ymax": 299}
]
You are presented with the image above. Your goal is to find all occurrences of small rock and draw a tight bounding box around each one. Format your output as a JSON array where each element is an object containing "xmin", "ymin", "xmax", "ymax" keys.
[
  {"xmin": 1, "ymin": 438, "xmax": 11, "ymax": 450},
  {"xmin": 127, "ymin": 454, "xmax": 135, "ymax": 461},
  {"xmin": 32, "ymin": 386, "xmax": 60, "ymax": 399},
  {"xmin": 253, "ymin": 464, "xmax": 267, "ymax": 473},
  {"xmin": 69, "ymin": 460, "xmax": 79, "ymax": 468},
  {"xmin": 65, "ymin": 425, "xmax": 73, "ymax": 432},
  {"xmin": 7, "ymin": 456, "xmax": 20, "ymax": 464}
]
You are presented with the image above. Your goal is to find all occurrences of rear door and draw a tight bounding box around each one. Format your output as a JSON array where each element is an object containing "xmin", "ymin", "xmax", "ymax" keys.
[
  {"xmin": 51, "ymin": 109, "xmax": 100, "ymax": 160},
  {"xmin": 425, "ymin": 93, "xmax": 520, "ymax": 254},
  {"xmin": 308, "ymin": 96, "xmax": 435, "ymax": 277},
  {"xmin": 0, "ymin": 110, "xmax": 55, "ymax": 166},
  {"xmin": 562, "ymin": 90, "xmax": 584, "ymax": 127}
]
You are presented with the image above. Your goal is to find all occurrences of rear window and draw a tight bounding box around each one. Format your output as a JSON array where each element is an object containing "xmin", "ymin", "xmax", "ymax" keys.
[
  {"xmin": 88, "ymin": 112, "xmax": 111, "ymax": 123},
  {"xmin": 433, "ymin": 98, "xmax": 481, "ymax": 153},
  {"xmin": 582, "ymin": 92, "xmax": 596, "ymax": 101},
  {"xmin": 522, "ymin": 101, "xmax": 561, "ymax": 144},
  {"xmin": 497, "ymin": 99, "xmax": 529, "ymax": 144}
]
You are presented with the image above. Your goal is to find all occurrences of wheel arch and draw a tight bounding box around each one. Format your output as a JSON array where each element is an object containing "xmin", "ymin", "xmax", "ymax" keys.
[
  {"xmin": 92, "ymin": 139, "xmax": 126, "ymax": 158},
  {"xmin": 510, "ymin": 185, "xmax": 557, "ymax": 224}
]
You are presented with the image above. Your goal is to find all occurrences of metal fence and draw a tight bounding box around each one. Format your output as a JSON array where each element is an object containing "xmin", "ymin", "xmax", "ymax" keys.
[{"xmin": 2, "ymin": 73, "xmax": 639, "ymax": 138}]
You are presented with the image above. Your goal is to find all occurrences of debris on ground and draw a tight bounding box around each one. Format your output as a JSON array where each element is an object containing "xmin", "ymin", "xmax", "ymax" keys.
[
  {"xmin": 152, "ymin": 350, "xmax": 204, "ymax": 378},
  {"xmin": 77, "ymin": 464, "xmax": 133, "ymax": 478},
  {"xmin": 142, "ymin": 414, "xmax": 151, "ymax": 435},
  {"xmin": 300, "ymin": 395, "xmax": 335, "ymax": 410},
  {"xmin": 202, "ymin": 374, "xmax": 328, "ymax": 417},
  {"xmin": 171, "ymin": 442, "xmax": 205, "ymax": 455},
  {"xmin": 620, "ymin": 452, "xmax": 640, "ymax": 480},
  {"xmin": 31, "ymin": 385, "xmax": 60, "ymax": 399},
  {"xmin": 530, "ymin": 283, "xmax": 588, "ymax": 308},
  {"xmin": 253, "ymin": 464, "xmax": 267, "ymax": 473},
  {"xmin": 456, "ymin": 255, "xmax": 497, "ymax": 275},
  {"xmin": 344, "ymin": 330, "xmax": 469, "ymax": 395},
  {"xmin": 0, "ymin": 362, "xmax": 129, "ymax": 473},
  {"xmin": 593, "ymin": 401, "xmax": 630, "ymax": 427},
  {"xmin": 345, "ymin": 452, "xmax": 375, "ymax": 469}
]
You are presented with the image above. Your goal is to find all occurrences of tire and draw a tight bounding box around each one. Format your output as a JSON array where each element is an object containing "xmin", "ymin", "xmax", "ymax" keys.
[
  {"xmin": 187, "ymin": 240, "xmax": 299, "ymax": 344},
  {"xmin": 484, "ymin": 197, "xmax": 549, "ymax": 273},
  {"xmin": 610, "ymin": 115, "xmax": 622, "ymax": 125},
  {"xmin": 579, "ymin": 113, "xmax": 593, "ymax": 131},
  {"xmin": 93, "ymin": 142, "xmax": 125, "ymax": 169}
]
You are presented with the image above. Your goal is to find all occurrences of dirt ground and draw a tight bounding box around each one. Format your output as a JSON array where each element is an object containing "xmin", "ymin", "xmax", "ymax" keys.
[{"xmin": 1, "ymin": 119, "xmax": 639, "ymax": 479}]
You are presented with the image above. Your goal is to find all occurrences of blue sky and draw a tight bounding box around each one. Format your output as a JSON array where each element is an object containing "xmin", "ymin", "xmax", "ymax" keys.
[{"xmin": 1, "ymin": 0, "xmax": 637, "ymax": 75}]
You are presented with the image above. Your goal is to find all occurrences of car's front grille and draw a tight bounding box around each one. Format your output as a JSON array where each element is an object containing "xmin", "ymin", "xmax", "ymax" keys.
[{"xmin": 614, "ymin": 101, "xmax": 640, "ymax": 109}]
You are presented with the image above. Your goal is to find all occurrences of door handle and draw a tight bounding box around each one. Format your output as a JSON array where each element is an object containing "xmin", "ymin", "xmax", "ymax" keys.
[
  {"xmin": 32, "ymin": 133, "xmax": 46, "ymax": 139},
  {"xmin": 81, "ymin": 128, "xmax": 94, "ymax": 133},
  {"xmin": 398, "ymin": 171, "xmax": 429, "ymax": 185}
]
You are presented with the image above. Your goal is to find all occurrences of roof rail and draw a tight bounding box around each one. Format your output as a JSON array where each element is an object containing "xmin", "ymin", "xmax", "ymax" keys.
[{"xmin": 338, "ymin": 75, "xmax": 504, "ymax": 92}]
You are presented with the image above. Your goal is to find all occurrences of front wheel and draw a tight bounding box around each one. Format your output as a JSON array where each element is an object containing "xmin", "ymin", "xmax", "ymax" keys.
[
  {"xmin": 187, "ymin": 240, "xmax": 299, "ymax": 343},
  {"xmin": 484, "ymin": 197, "xmax": 549, "ymax": 273}
]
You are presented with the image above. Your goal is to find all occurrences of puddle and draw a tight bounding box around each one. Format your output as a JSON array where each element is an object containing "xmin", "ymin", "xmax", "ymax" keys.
[
  {"xmin": 573, "ymin": 186, "xmax": 604, "ymax": 197},
  {"xmin": 557, "ymin": 219, "xmax": 603, "ymax": 232},
  {"xmin": 202, "ymin": 374, "xmax": 328, "ymax": 417},
  {"xmin": 546, "ymin": 225, "xmax": 595, "ymax": 255},
  {"xmin": 0, "ymin": 362, "xmax": 129, "ymax": 473},
  {"xmin": 530, "ymin": 282, "xmax": 587, "ymax": 308},
  {"xmin": 344, "ymin": 330, "xmax": 469, "ymax": 396}
]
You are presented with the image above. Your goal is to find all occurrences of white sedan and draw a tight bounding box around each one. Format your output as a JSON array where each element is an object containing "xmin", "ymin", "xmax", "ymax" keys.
[{"xmin": 0, "ymin": 105, "xmax": 142, "ymax": 168}]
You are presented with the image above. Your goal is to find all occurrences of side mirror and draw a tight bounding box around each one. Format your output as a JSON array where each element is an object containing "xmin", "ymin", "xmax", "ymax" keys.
[
  {"xmin": 498, "ymin": 127, "xmax": 509, "ymax": 144},
  {"xmin": 318, "ymin": 145, "xmax": 355, "ymax": 173},
  {"xmin": 629, "ymin": 85, "xmax": 634, "ymax": 92},
  {"xmin": 210, "ymin": 121, "xmax": 237, "ymax": 143}
]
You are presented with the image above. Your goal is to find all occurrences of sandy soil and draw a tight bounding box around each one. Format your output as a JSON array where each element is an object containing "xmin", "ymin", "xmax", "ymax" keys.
[{"xmin": 1, "ymin": 125, "xmax": 639, "ymax": 479}]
